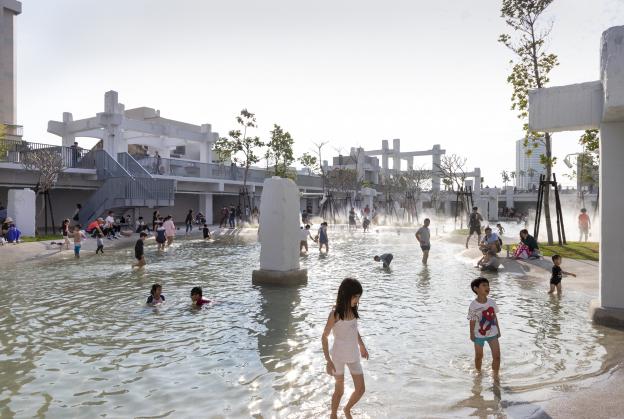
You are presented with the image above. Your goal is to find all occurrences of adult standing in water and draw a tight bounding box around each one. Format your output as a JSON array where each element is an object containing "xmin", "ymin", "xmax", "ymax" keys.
[
  {"xmin": 163, "ymin": 215, "xmax": 176, "ymax": 246},
  {"xmin": 415, "ymin": 218, "xmax": 431, "ymax": 265},
  {"xmin": 185, "ymin": 209, "xmax": 194, "ymax": 234},
  {"xmin": 466, "ymin": 206, "xmax": 484, "ymax": 249}
]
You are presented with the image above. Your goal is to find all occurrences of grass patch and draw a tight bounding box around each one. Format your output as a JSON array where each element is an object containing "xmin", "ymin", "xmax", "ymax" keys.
[
  {"xmin": 538, "ymin": 241, "xmax": 599, "ymax": 261},
  {"xmin": 19, "ymin": 234, "xmax": 63, "ymax": 243}
]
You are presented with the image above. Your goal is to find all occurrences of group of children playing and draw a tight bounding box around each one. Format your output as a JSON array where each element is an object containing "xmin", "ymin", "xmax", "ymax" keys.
[
  {"xmin": 299, "ymin": 222, "xmax": 330, "ymax": 254},
  {"xmin": 323, "ymin": 253, "xmax": 577, "ymax": 417},
  {"xmin": 146, "ymin": 283, "xmax": 210, "ymax": 307}
]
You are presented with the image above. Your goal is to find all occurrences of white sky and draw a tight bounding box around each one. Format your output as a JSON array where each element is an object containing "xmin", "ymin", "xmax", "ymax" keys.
[{"xmin": 13, "ymin": 0, "xmax": 624, "ymax": 187}]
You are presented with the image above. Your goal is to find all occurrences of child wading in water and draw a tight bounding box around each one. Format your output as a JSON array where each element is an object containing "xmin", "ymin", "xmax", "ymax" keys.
[
  {"xmin": 147, "ymin": 283, "xmax": 165, "ymax": 305},
  {"xmin": 317, "ymin": 221, "xmax": 329, "ymax": 254},
  {"xmin": 132, "ymin": 232, "xmax": 148, "ymax": 269},
  {"xmin": 467, "ymin": 277, "xmax": 501, "ymax": 375},
  {"xmin": 190, "ymin": 286, "xmax": 210, "ymax": 307},
  {"xmin": 322, "ymin": 278, "xmax": 369, "ymax": 419},
  {"xmin": 95, "ymin": 232, "xmax": 104, "ymax": 254},
  {"xmin": 549, "ymin": 254, "xmax": 577, "ymax": 295},
  {"xmin": 72, "ymin": 224, "xmax": 86, "ymax": 259}
]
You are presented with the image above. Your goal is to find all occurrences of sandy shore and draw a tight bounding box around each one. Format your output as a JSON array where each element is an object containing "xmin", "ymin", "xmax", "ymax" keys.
[
  {"xmin": 444, "ymin": 232, "xmax": 624, "ymax": 419},
  {"xmin": 1, "ymin": 224, "xmax": 258, "ymax": 266}
]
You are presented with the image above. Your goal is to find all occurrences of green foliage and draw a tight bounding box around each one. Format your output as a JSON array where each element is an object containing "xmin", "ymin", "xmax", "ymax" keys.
[
  {"xmin": 266, "ymin": 124, "xmax": 295, "ymax": 178},
  {"xmin": 579, "ymin": 129, "xmax": 599, "ymax": 152},
  {"xmin": 298, "ymin": 152, "xmax": 319, "ymax": 175},
  {"xmin": 213, "ymin": 109, "xmax": 265, "ymax": 186},
  {"xmin": 499, "ymin": 0, "xmax": 559, "ymax": 169},
  {"xmin": 325, "ymin": 167, "xmax": 358, "ymax": 192}
]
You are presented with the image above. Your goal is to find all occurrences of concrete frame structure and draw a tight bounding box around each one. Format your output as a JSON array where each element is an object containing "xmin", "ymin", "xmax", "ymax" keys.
[
  {"xmin": 361, "ymin": 139, "xmax": 446, "ymax": 191},
  {"xmin": 0, "ymin": 0, "xmax": 21, "ymax": 127},
  {"xmin": 529, "ymin": 25, "xmax": 624, "ymax": 327},
  {"xmin": 48, "ymin": 91, "xmax": 218, "ymax": 165}
]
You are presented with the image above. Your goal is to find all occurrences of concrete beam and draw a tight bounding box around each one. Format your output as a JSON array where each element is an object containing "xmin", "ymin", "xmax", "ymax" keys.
[{"xmin": 528, "ymin": 81, "xmax": 603, "ymax": 132}]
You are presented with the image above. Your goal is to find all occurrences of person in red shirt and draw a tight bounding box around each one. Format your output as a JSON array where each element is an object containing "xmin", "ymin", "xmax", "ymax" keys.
[
  {"xmin": 578, "ymin": 208, "xmax": 591, "ymax": 242},
  {"xmin": 190, "ymin": 286, "xmax": 210, "ymax": 307}
]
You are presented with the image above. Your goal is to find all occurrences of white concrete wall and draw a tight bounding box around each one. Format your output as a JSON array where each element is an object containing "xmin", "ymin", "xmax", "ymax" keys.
[
  {"xmin": 601, "ymin": 26, "xmax": 624, "ymax": 122},
  {"xmin": 528, "ymin": 81, "xmax": 603, "ymax": 132},
  {"xmin": 599, "ymin": 122, "xmax": 624, "ymax": 309},
  {"xmin": 7, "ymin": 188, "xmax": 35, "ymax": 236},
  {"xmin": 258, "ymin": 177, "xmax": 300, "ymax": 271}
]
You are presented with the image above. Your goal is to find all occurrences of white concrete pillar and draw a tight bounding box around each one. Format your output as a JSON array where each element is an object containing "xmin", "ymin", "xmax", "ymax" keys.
[
  {"xmin": 0, "ymin": 1, "xmax": 21, "ymax": 126},
  {"xmin": 505, "ymin": 186, "xmax": 514, "ymax": 208},
  {"xmin": 61, "ymin": 112, "xmax": 75, "ymax": 147},
  {"xmin": 407, "ymin": 156, "xmax": 414, "ymax": 170},
  {"xmin": 199, "ymin": 193, "xmax": 214, "ymax": 225},
  {"xmin": 432, "ymin": 144, "xmax": 442, "ymax": 192},
  {"xmin": 598, "ymin": 122, "xmax": 624, "ymax": 310},
  {"xmin": 99, "ymin": 91, "xmax": 125, "ymax": 158},
  {"xmin": 381, "ymin": 140, "xmax": 389, "ymax": 177},
  {"xmin": 7, "ymin": 188, "xmax": 35, "ymax": 236},
  {"xmin": 473, "ymin": 167, "xmax": 481, "ymax": 195},
  {"xmin": 393, "ymin": 138, "xmax": 401, "ymax": 173},
  {"xmin": 200, "ymin": 124, "xmax": 214, "ymax": 164}
]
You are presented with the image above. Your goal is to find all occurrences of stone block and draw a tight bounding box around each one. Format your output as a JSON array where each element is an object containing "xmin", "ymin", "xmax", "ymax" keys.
[
  {"xmin": 252, "ymin": 269, "xmax": 308, "ymax": 286},
  {"xmin": 590, "ymin": 300, "xmax": 624, "ymax": 330},
  {"xmin": 601, "ymin": 25, "xmax": 624, "ymax": 122},
  {"xmin": 7, "ymin": 188, "xmax": 36, "ymax": 236}
]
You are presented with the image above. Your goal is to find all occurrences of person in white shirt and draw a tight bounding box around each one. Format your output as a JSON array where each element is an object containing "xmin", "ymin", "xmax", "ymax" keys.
[
  {"xmin": 299, "ymin": 224, "xmax": 313, "ymax": 253},
  {"xmin": 467, "ymin": 277, "xmax": 501, "ymax": 375},
  {"xmin": 415, "ymin": 218, "xmax": 431, "ymax": 265},
  {"xmin": 104, "ymin": 211, "xmax": 117, "ymax": 239}
]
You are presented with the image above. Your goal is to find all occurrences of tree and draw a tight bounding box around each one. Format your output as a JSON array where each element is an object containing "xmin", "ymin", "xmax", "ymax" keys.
[
  {"xmin": 312, "ymin": 141, "xmax": 330, "ymax": 193},
  {"xmin": 213, "ymin": 109, "xmax": 265, "ymax": 216},
  {"xmin": 435, "ymin": 154, "xmax": 467, "ymax": 191},
  {"xmin": 21, "ymin": 147, "xmax": 65, "ymax": 234},
  {"xmin": 499, "ymin": 0, "xmax": 559, "ymax": 244},
  {"xmin": 510, "ymin": 170, "xmax": 516, "ymax": 186},
  {"xmin": 501, "ymin": 170, "xmax": 511, "ymax": 188},
  {"xmin": 298, "ymin": 152, "xmax": 319, "ymax": 176},
  {"xmin": 325, "ymin": 167, "xmax": 358, "ymax": 193},
  {"xmin": 266, "ymin": 124, "xmax": 295, "ymax": 179}
]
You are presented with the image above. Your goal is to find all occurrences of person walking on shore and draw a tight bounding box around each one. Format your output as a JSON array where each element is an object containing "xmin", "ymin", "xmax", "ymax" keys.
[
  {"xmin": 466, "ymin": 207, "xmax": 484, "ymax": 249},
  {"xmin": 578, "ymin": 208, "xmax": 591, "ymax": 242},
  {"xmin": 185, "ymin": 209, "xmax": 194, "ymax": 234}
]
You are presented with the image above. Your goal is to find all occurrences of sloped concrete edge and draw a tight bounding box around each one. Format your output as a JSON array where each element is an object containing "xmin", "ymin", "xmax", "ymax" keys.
[{"xmin": 252, "ymin": 269, "xmax": 308, "ymax": 286}]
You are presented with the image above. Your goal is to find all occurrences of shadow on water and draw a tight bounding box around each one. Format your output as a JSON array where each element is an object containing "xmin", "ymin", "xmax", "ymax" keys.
[{"xmin": 256, "ymin": 285, "xmax": 305, "ymax": 378}]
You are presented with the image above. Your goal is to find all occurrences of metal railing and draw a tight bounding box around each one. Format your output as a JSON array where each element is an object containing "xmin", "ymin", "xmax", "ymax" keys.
[
  {"xmin": 78, "ymin": 150, "xmax": 176, "ymax": 225},
  {"xmin": 117, "ymin": 152, "xmax": 152, "ymax": 178},
  {"xmin": 0, "ymin": 138, "xmax": 92, "ymax": 168}
]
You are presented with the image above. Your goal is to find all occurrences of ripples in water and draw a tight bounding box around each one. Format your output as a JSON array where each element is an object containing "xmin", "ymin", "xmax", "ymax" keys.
[{"xmin": 0, "ymin": 230, "xmax": 620, "ymax": 417}]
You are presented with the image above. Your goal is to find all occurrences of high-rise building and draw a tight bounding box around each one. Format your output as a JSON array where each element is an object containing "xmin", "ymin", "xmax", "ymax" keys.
[{"xmin": 515, "ymin": 138, "xmax": 546, "ymax": 190}]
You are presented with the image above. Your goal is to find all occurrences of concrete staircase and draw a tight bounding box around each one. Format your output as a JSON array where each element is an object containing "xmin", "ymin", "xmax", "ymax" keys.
[{"xmin": 78, "ymin": 150, "xmax": 175, "ymax": 225}]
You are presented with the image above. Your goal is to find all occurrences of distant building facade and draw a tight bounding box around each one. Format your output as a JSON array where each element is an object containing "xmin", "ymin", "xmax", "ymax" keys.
[{"xmin": 516, "ymin": 138, "xmax": 546, "ymax": 190}]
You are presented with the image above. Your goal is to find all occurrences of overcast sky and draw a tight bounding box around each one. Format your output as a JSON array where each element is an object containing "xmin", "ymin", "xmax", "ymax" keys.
[{"xmin": 13, "ymin": 0, "xmax": 624, "ymax": 186}]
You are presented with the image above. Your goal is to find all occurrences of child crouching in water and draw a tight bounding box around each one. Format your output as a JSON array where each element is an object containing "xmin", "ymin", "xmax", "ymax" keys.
[
  {"xmin": 322, "ymin": 278, "xmax": 369, "ymax": 419},
  {"xmin": 190, "ymin": 286, "xmax": 210, "ymax": 307},
  {"xmin": 467, "ymin": 277, "xmax": 501, "ymax": 375}
]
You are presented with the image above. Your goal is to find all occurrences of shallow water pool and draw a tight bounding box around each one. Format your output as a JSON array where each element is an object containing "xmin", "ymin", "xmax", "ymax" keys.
[{"xmin": 0, "ymin": 229, "xmax": 618, "ymax": 417}]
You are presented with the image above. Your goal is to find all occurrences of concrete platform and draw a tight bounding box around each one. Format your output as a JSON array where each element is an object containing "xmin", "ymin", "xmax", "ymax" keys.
[
  {"xmin": 252, "ymin": 268, "xmax": 308, "ymax": 286},
  {"xmin": 591, "ymin": 300, "xmax": 624, "ymax": 330}
]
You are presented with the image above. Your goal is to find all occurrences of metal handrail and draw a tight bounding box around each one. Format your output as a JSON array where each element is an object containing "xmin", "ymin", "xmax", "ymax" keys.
[
  {"xmin": 117, "ymin": 152, "xmax": 152, "ymax": 178},
  {"xmin": 0, "ymin": 138, "xmax": 91, "ymax": 168}
]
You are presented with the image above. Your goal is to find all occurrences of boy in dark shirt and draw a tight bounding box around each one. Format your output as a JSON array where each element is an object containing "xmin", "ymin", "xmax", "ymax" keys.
[
  {"xmin": 133, "ymin": 232, "xmax": 148, "ymax": 268},
  {"xmin": 203, "ymin": 223, "xmax": 211, "ymax": 240},
  {"xmin": 549, "ymin": 254, "xmax": 576, "ymax": 295},
  {"xmin": 374, "ymin": 253, "xmax": 393, "ymax": 268}
]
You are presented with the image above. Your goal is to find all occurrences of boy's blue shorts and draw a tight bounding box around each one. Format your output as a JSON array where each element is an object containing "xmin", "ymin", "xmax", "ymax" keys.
[
  {"xmin": 474, "ymin": 335, "xmax": 498, "ymax": 347},
  {"xmin": 74, "ymin": 244, "xmax": 81, "ymax": 254}
]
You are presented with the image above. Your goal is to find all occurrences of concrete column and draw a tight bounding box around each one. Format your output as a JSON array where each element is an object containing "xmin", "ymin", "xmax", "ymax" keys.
[
  {"xmin": 99, "ymin": 91, "xmax": 125, "ymax": 158},
  {"xmin": 598, "ymin": 122, "xmax": 624, "ymax": 310},
  {"xmin": 200, "ymin": 124, "xmax": 214, "ymax": 164},
  {"xmin": 505, "ymin": 186, "xmax": 514, "ymax": 208},
  {"xmin": 355, "ymin": 147, "xmax": 365, "ymax": 181},
  {"xmin": 199, "ymin": 193, "xmax": 214, "ymax": 225},
  {"xmin": 381, "ymin": 140, "xmax": 389, "ymax": 177},
  {"xmin": 407, "ymin": 156, "xmax": 413, "ymax": 170},
  {"xmin": 61, "ymin": 112, "xmax": 75, "ymax": 147},
  {"xmin": 432, "ymin": 144, "xmax": 442, "ymax": 192},
  {"xmin": 393, "ymin": 138, "xmax": 401, "ymax": 173},
  {"xmin": 0, "ymin": 1, "xmax": 20, "ymax": 126},
  {"xmin": 473, "ymin": 168, "xmax": 481, "ymax": 195}
]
